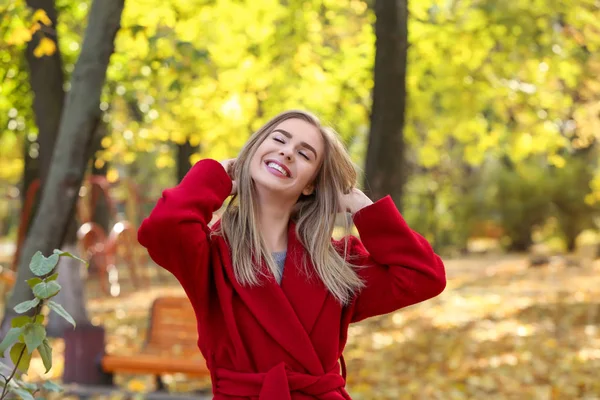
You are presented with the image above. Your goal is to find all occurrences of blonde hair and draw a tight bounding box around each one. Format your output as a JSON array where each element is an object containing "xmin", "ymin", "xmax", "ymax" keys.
[{"xmin": 216, "ymin": 110, "xmax": 364, "ymax": 304}]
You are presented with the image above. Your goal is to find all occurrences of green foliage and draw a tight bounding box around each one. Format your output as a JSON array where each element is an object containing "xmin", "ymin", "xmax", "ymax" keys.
[
  {"xmin": 1, "ymin": 0, "xmax": 599, "ymax": 250},
  {"xmin": 548, "ymin": 151, "xmax": 599, "ymax": 250},
  {"xmin": 492, "ymin": 161, "xmax": 553, "ymax": 251},
  {"xmin": 0, "ymin": 250, "xmax": 87, "ymax": 400}
]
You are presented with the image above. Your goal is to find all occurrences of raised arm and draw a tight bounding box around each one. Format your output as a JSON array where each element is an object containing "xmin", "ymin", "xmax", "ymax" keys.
[
  {"xmin": 137, "ymin": 159, "xmax": 232, "ymax": 283},
  {"xmin": 346, "ymin": 196, "xmax": 446, "ymax": 323}
]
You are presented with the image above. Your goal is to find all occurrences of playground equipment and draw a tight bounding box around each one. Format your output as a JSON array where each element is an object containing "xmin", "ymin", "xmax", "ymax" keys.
[{"xmin": 5, "ymin": 174, "xmax": 151, "ymax": 297}]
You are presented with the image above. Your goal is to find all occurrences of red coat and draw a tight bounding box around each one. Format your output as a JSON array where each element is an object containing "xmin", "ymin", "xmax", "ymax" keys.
[{"xmin": 138, "ymin": 159, "xmax": 446, "ymax": 400}]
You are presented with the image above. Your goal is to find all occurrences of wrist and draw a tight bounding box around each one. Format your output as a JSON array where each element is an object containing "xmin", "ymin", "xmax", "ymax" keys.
[{"xmin": 352, "ymin": 198, "xmax": 373, "ymax": 215}]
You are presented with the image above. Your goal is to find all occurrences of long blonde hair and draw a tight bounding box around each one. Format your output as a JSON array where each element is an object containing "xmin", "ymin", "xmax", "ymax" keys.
[{"xmin": 217, "ymin": 110, "xmax": 364, "ymax": 304}]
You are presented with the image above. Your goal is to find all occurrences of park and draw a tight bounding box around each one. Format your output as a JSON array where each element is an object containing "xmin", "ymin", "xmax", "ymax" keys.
[{"xmin": 1, "ymin": 0, "xmax": 599, "ymax": 399}]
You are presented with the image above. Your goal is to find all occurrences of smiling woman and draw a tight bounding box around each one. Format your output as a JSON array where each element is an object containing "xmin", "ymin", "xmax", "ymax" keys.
[
  {"xmin": 252, "ymin": 119, "xmax": 323, "ymax": 194},
  {"xmin": 137, "ymin": 109, "xmax": 446, "ymax": 399}
]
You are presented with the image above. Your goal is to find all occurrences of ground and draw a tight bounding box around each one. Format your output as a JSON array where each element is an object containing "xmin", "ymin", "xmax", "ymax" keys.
[{"xmin": 2, "ymin": 253, "xmax": 599, "ymax": 399}]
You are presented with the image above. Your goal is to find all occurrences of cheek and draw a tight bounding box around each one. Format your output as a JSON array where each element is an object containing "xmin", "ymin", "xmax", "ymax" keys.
[
  {"xmin": 249, "ymin": 155, "xmax": 262, "ymax": 177},
  {"xmin": 299, "ymin": 163, "xmax": 319, "ymax": 184}
]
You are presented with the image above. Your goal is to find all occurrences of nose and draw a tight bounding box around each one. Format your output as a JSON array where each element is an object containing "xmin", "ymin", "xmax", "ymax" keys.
[{"xmin": 279, "ymin": 149, "xmax": 293, "ymax": 161}]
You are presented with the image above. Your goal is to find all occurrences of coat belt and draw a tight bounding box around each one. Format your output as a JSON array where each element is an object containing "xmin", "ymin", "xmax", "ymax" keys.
[{"xmin": 214, "ymin": 362, "xmax": 345, "ymax": 400}]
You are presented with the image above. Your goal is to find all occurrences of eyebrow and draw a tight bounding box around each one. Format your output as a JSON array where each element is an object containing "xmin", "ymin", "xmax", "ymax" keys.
[{"xmin": 272, "ymin": 129, "xmax": 318, "ymax": 158}]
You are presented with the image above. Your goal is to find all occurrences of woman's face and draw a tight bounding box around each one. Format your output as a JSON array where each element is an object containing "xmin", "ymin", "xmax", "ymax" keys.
[{"xmin": 249, "ymin": 118, "xmax": 325, "ymax": 199}]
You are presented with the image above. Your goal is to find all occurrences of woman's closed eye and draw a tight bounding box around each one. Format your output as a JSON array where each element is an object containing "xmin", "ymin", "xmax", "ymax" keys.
[{"xmin": 273, "ymin": 136, "xmax": 310, "ymax": 160}]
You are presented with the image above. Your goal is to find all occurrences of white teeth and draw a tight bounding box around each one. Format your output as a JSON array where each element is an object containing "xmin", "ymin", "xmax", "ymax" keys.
[{"xmin": 267, "ymin": 162, "xmax": 289, "ymax": 177}]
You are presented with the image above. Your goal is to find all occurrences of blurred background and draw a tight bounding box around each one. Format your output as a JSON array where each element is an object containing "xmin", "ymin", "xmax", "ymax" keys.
[{"xmin": 0, "ymin": 0, "xmax": 599, "ymax": 399}]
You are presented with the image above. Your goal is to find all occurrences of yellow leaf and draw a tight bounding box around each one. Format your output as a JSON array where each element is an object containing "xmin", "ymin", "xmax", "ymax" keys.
[
  {"xmin": 418, "ymin": 145, "xmax": 440, "ymax": 168},
  {"xmin": 127, "ymin": 379, "xmax": 147, "ymax": 392},
  {"xmin": 584, "ymin": 194, "xmax": 596, "ymax": 206},
  {"xmin": 32, "ymin": 9, "xmax": 52, "ymax": 26},
  {"xmin": 33, "ymin": 37, "xmax": 57, "ymax": 58},
  {"xmin": 101, "ymin": 136, "xmax": 113, "ymax": 148},
  {"xmin": 94, "ymin": 159, "xmax": 105, "ymax": 169},
  {"xmin": 548, "ymin": 154, "xmax": 566, "ymax": 168},
  {"xmin": 123, "ymin": 153, "xmax": 136, "ymax": 164},
  {"xmin": 107, "ymin": 168, "xmax": 120, "ymax": 183},
  {"xmin": 7, "ymin": 27, "xmax": 32, "ymax": 45},
  {"xmin": 30, "ymin": 23, "xmax": 41, "ymax": 35}
]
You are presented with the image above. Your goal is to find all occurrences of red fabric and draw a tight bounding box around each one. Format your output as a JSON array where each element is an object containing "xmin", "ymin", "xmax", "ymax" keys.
[
  {"xmin": 215, "ymin": 362, "xmax": 345, "ymax": 399},
  {"xmin": 138, "ymin": 159, "xmax": 446, "ymax": 400}
]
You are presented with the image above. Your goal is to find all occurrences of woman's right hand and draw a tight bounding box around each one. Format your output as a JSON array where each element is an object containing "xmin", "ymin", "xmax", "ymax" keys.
[{"xmin": 220, "ymin": 158, "xmax": 237, "ymax": 196}]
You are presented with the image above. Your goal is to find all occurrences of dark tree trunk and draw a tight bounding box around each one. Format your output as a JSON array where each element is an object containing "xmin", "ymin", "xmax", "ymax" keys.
[
  {"xmin": 10, "ymin": 0, "xmax": 86, "ymax": 338},
  {"xmin": 25, "ymin": 0, "xmax": 66, "ymax": 188},
  {"xmin": 21, "ymin": 141, "xmax": 38, "ymax": 213},
  {"xmin": 1, "ymin": 0, "xmax": 125, "ymax": 348},
  {"xmin": 90, "ymin": 122, "xmax": 111, "ymax": 232},
  {"xmin": 16, "ymin": 0, "xmax": 72, "ymax": 262},
  {"xmin": 177, "ymin": 139, "xmax": 199, "ymax": 183},
  {"xmin": 363, "ymin": 0, "xmax": 408, "ymax": 209}
]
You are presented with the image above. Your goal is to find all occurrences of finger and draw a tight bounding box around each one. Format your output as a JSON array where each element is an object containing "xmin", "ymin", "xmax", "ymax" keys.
[{"xmin": 231, "ymin": 180, "xmax": 238, "ymax": 196}]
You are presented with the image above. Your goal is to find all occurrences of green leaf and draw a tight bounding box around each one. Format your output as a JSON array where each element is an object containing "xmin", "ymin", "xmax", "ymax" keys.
[
  {"xmin": 26, "ymin": 277, "xmax": 43, "ymax": 288},
  {"xmin": 10, "ymin": 343, "xmax": 32, "ymax": 373},
  {"xmin": 23, "ymin": 323, "xmax": 46, "ymax": 354},
  {"xmin": 29, "ymin": 251, "xmax": 59, "ymax": 276},
  {"xmin": 13, "ymin": 298, "xmax": 40, "ymax": 314},
  {"xmin": 47, "ymin": 301, "xmax": 76, "ymax": 328},
  {"xmin": 169, "ymin": 79, "xmax": 182, "ymax": 92},
  {"xmin": 17, "ymin": 381, "xmax": 38, "ymax": 391},
  {"xmin": 9, "ymin": 388, "xmax": 35, "ymax": 400},
  {"xmin": 45, "ymin": 272, "xmax": 58, "ymax": 281},
  {"xmin": 0, "ymin": 327, "xmax": 22, "ymax": 357},
  {"xmin": 38, "ymin": 339, "xmax": 52, "ymax": 373},
  {"xmin": 12, "ymin": 315, "xmax": 44, "ymax": 328},
  {"xmin": 53, "ymin": 249, "xmax": 88, "ymax": 265},
  {"xmin": 32, "ymin": 281, "xmax": 61, "ymax": 299},
  {"xmin": 11, "ymin": 316, "xmax": 31, "ymax": 328},
  {"xmin": 42, "ymin": 380, "xmax": 61, "ymax": 393},
  {"xmin": 38, "ymin": 339, "xmax": 52, "ymax": 374}
]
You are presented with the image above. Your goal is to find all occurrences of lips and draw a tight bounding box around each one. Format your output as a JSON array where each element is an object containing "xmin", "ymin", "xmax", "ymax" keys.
[{"xmin": 264, "ymin": 160, "xmax": 292, "ymax": 178}]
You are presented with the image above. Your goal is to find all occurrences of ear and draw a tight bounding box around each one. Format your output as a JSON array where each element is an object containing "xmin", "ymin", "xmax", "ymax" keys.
[{"xmin": 302, "ymin": 183, "xmax": 315, "ymax": 196}]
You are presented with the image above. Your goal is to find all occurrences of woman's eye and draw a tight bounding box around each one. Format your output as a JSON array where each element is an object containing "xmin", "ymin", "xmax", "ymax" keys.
[
  {"xmin": 273, "ymin": 137, "xmax": 285, "ymax": 144},
  {"xmin": 298, "ymin": 151, "xmax": 310, "ymax": 160}
]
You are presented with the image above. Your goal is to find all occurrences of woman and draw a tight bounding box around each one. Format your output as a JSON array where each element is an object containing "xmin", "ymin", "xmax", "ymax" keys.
[{"xmin": 138, "ymin": 110, "xmax": 446, "ymax": 399}]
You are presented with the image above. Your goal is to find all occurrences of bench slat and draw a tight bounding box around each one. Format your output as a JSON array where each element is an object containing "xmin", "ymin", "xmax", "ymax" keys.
[{"xmin": 102, "ymin": 353, "xmax": 208, "ymax": 376}]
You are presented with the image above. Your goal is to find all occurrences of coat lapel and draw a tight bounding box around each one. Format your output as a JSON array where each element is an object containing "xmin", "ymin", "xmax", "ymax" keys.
[
  {"xmin": 217, "ymin": 237, "xmax": 324, "ymax": 375},
  {"xmin": 280, "ymin": 224, "xmax": 330, "ymax": 336}
]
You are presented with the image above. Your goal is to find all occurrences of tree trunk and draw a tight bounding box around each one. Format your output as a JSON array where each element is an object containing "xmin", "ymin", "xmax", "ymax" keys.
[
  {"xmin": 1, "ymin": 0, "xmax": 125, "ymax": 351},
  {"xmin": 177, "ymin": 139, "xmax": 198, "ymax": 183},
  {"xmin": 90, "ymin": 121, "xmax": 111, "ymax": 232},
  {"xmin": 25, "ymin": 0, "xmax": 66, "ymax": 188},
  {"xmin": 363, "ymin": 0, "xmax": 408, "ymax": 209},
  {"xmin": 12, "ymin": 0, "xmax": 87, "ymax": 338},
  {"xmin": 15, "ymin": 0, "xmax": 71, "ymax": 267}
]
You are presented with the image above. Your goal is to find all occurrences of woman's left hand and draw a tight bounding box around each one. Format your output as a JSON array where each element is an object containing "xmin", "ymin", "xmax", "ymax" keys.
[{"xmin": 340, "ymin": 188, "xmax": 373, "ymax": 215}]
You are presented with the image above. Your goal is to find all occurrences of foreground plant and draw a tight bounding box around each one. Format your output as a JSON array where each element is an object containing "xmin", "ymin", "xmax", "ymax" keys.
[{"xmin": 0, "ymin": 250, "xmax": 87, "ymax": 400}]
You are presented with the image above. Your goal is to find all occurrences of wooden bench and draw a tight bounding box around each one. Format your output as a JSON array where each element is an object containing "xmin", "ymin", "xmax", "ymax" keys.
[{"xmin": 101, "ymin": 296, "xmax": 210, "ymax": 389}]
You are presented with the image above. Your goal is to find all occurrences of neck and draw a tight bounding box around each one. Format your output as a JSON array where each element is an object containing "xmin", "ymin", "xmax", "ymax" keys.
[{"xmin": 255, "ymin": 188, "xmax": 296, "ymax": 253}]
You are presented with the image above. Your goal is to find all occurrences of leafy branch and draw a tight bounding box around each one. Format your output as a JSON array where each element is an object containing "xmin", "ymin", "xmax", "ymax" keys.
[{"xmin": 0, "ymin": 250, "xmax": 87, "ymax": 400}]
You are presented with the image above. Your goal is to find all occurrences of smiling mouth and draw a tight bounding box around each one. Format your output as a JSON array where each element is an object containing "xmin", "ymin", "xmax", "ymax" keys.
[{"xmin": 265, "ymin": 161, "xmax": 291, "ymax": 178}]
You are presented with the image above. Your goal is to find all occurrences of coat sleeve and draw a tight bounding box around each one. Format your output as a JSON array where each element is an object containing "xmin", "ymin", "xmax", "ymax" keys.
[
  {"xmin": 347, "ymin": 195, "xmax": 446, "ymax": 323},
  {"xmin": 137, "ymin": 159, "xmax": 232, "ymax": 286}
]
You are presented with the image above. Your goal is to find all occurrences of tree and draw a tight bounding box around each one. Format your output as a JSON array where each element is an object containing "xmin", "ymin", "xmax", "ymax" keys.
[
  {"xmin": 363, "ymin": 0, "xmax": 408, "ymax": 207},
  {"xmin": 177, "ymin": 140, "xmax": 199, "ymax": 183},
  {"xmin": 0, "ymin": 0, "xmax": 125, "ymax": 350},
  {"xmin": 16, "ymin": 1, "xmax": 87, "ymax": 337}
]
